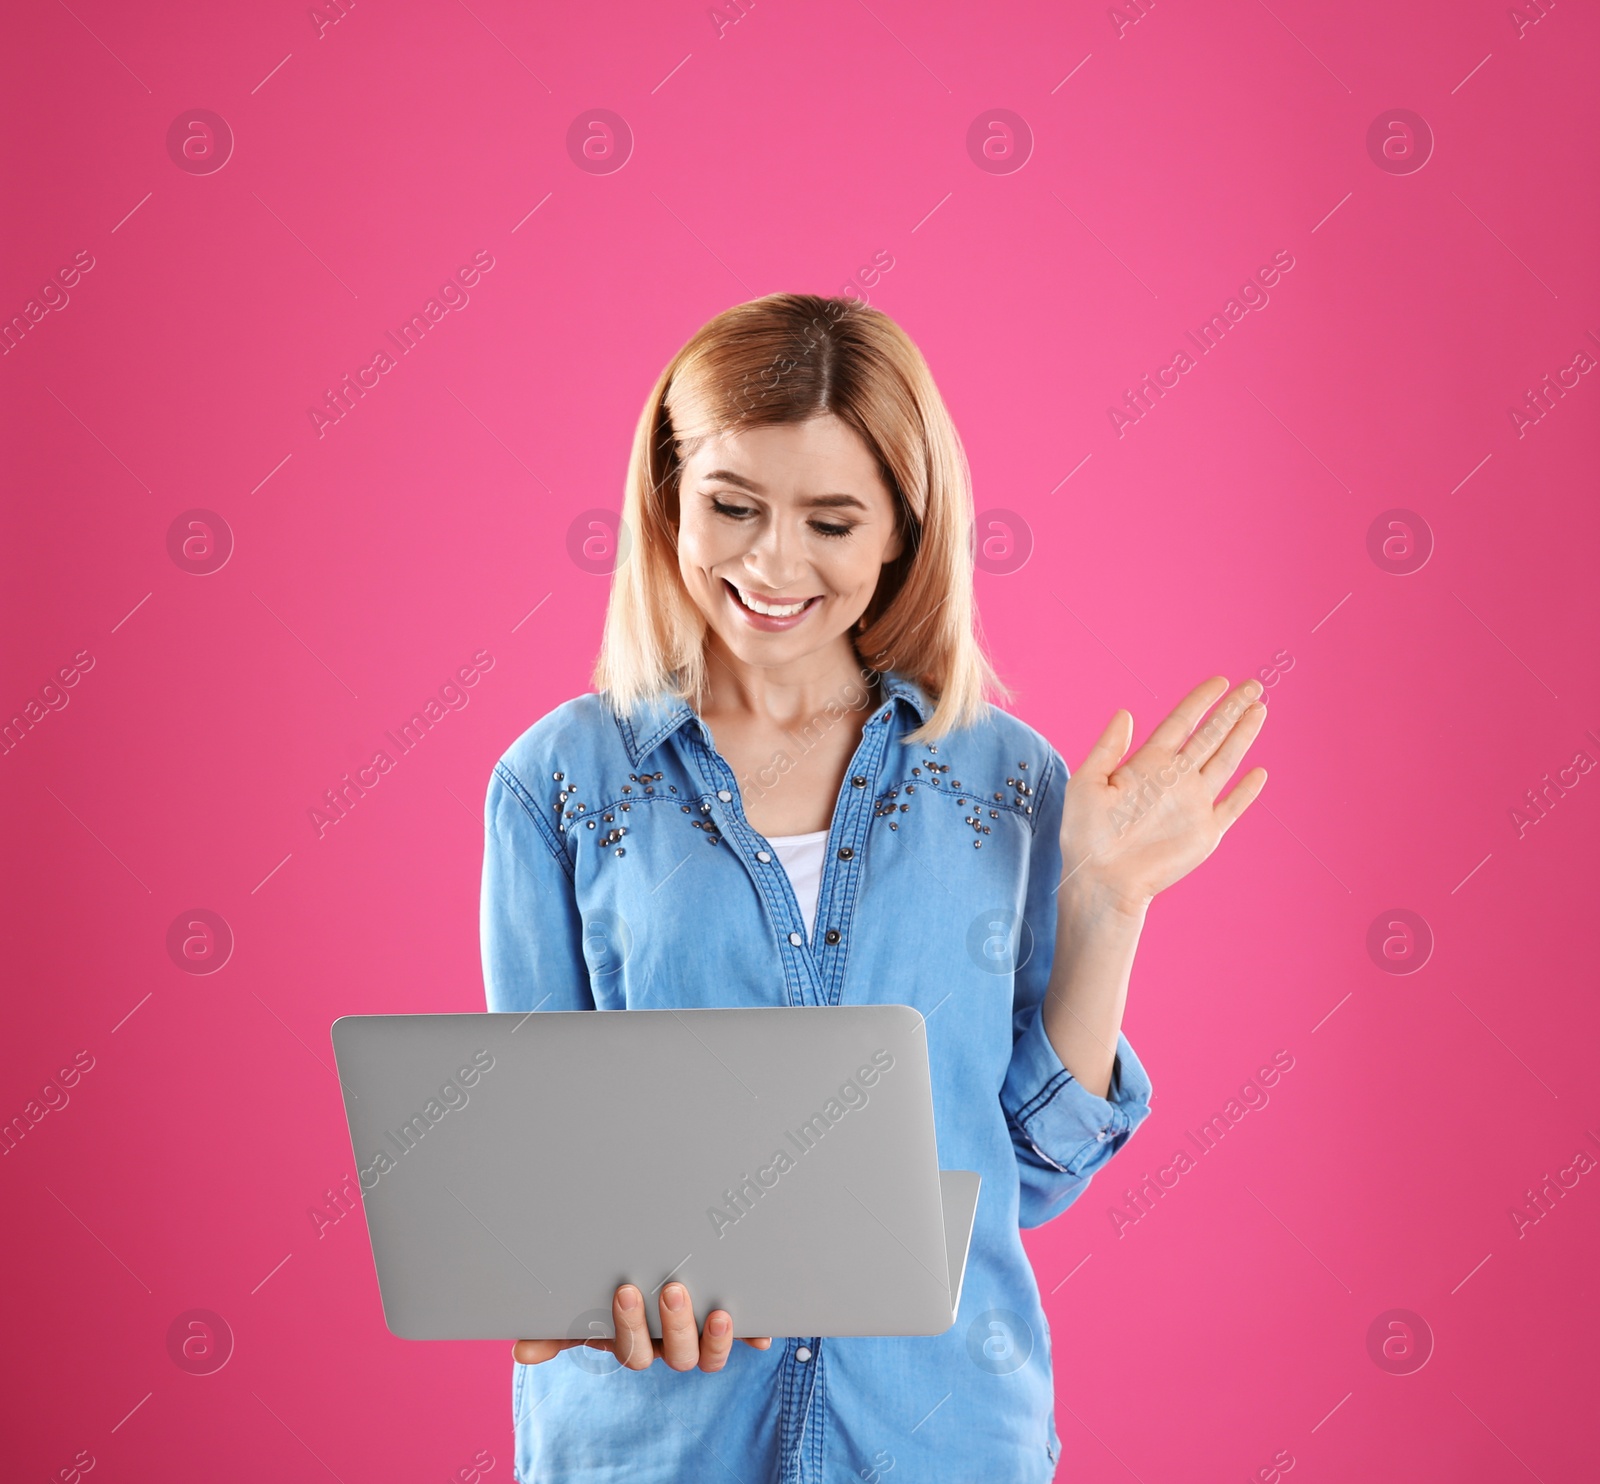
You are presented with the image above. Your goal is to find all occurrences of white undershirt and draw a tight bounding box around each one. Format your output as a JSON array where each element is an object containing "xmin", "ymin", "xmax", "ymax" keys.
[{"xmin": 767, "ymin": 829, "xmax": 830, "ymax": 943}]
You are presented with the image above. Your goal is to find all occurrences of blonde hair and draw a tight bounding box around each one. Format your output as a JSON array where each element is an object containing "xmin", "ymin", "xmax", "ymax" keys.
[{"xmin": 591, "ymin": 292, "xmax": 1009, "ymax": 744}]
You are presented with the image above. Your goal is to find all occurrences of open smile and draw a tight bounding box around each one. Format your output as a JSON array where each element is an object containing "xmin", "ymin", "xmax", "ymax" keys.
[{"xmin": 722, "ymin": 578, "xmax": 824, "ymax": 631}]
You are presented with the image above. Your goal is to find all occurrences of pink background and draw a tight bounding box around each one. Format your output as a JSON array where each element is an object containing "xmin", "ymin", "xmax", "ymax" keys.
[{"xmin": 4, "ymin": 0, "xmax": 1597, "ymax": 1478}]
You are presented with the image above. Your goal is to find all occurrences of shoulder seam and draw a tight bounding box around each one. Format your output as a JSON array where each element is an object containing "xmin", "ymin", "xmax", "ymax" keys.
[
  {"xmin": 1032, "ymin": 747, "xmax": 1064, "ymax": 838},
  {"xmin": 492, "ymin": 760, "xmax": 574, "ymax": 879}
]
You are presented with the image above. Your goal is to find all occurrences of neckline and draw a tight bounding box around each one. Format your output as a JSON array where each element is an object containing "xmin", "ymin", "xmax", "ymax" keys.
[{"xmin": 765, "ymin": 828, "xmax": 831, "ymax": 845}]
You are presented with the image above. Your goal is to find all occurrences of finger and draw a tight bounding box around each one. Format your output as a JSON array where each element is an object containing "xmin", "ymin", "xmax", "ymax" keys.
[
  {"xmin": 699, "ymin": 1310, "xmax": 735, "ymax": 1373},
  {"xmin": 612, "ymin": 1284, "xmax": 654, "ymax": 1371},
  {"xmin": 742, "ymin": 1336, "xmax": 773, "ymax": 1350},
  {"xmin": 1215, "ymin": 766, "xmax": 1268, "ymax": 830},
  {"xmin": 1141, "ymin": 676, "xmax": 1231, "ymax": 756},
  {"xmin": 1076, "ymin": 709, "xmax": 1134, "ymax": 782},
  {"xmin": 512, "ymin": 1338, "xmax": 576, "ymax": 1365},
  {"xmin": 658, "ymin": 1283, "xmax": 700, "ymax": 1372},
  {"xmin": 1197, "ymin": 697, "xmax": 1267, "ymax": 788},
  {"xmin": 1177, "ymin": 680, "xmax": 1263, "ymax": 770}
]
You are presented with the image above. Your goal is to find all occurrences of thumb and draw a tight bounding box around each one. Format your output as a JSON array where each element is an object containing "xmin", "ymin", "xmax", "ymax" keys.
[{"xmin": 1077, "ymin": 710, "xmax": 1133, "ymax": 781}]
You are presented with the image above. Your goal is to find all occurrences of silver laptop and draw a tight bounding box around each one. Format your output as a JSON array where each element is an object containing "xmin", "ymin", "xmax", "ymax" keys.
[{"xmin": 330, "ymin": 1005, "xmax": 980, "ymax": 1341}]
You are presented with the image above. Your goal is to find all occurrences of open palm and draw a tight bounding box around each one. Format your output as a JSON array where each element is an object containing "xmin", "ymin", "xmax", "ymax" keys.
[{"xmin": 1058, "ymin": 676, "xmax": 1268, "ymax": 914}]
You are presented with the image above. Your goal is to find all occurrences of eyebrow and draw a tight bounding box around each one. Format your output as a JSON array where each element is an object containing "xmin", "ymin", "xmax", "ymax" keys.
[{"xmin": 699, "ymin": 469, "xmax": 869, "ymax": 511}]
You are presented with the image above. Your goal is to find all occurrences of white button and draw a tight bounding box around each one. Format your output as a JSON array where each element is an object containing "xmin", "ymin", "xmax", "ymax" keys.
[
  {"xmin": 717, "ymin": 789, "xmax": 732, "ymax": 802},
  {"xmin": 788, "ymin": 932, "xmax": 803, "ymax": 946},
  {"xmin": 795, "ymin": 1346, "xmax": 812, "ymax": 1362},
  {"xmin": 1096, "ymin": 1130, "xmax": 1109, "ymax": 1142},
  {"xmin": 757, "ymin": 851, "xmax": 771, "ymax": 863}
]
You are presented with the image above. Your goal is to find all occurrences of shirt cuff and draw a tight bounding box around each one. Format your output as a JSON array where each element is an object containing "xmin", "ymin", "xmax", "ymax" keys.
[{"xmin": 1001, "ymin": 1007, "xmax": 1153, "ymax": 1175}]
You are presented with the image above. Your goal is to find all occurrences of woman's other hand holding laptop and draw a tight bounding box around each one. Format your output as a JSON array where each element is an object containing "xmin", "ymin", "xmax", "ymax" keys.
[{"xmin": 513, "ymin": 1282, "xmax": 772, "ymax": 1372}]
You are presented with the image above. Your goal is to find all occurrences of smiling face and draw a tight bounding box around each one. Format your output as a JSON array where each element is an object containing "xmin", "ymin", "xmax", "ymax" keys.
[{"xmin": 674, "ymin": 413, "xmax": 905, "ymax": 674}]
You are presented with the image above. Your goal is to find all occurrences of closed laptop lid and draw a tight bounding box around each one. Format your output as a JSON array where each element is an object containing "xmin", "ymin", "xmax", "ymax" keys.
[{"xmin": 330, "ymin": 1005, "xmax": 961, "ymax": 1340}]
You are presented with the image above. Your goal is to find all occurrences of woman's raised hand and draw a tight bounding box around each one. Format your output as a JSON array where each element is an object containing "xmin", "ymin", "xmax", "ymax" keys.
[
  {"xmin": 1058, "ymin": 676, "xmax": 1268, "ymax": 916},
  {"xmin": 512, "ymin": 1282, "xmax": 772, "ymax": 1373}
]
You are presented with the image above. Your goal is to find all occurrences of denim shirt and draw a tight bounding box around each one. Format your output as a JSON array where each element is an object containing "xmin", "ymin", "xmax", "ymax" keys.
[{"xmin": 480, "ymin": 671, "xmax": 1154, "ymax": 1484}]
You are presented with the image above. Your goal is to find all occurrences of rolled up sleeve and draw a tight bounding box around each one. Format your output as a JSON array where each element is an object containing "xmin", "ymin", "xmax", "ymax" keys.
[
  {"xmin": 1001, "ymin": 1012, "xmax": 1153, "ymax": 1227},
  {"xmin": 1001, "ymin": 745, "xmax": 1155, "ymax": 1229}
]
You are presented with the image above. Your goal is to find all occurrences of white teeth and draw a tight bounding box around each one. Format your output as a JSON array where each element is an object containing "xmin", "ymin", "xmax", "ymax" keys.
[{"xmin": 734, "ymin": 585, "xmax": 812, "ymax": 618}]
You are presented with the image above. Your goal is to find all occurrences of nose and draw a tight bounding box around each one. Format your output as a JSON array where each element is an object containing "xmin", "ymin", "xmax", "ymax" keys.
[{"xmin": 741, "ymin": 510, "xmax": 810, "ymax": 590}]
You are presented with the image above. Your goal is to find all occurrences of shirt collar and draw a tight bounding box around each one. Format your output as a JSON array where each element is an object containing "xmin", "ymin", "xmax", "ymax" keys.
[{"xmin": 613, "ymin": 669, "xmax": 933, "ymax": 768}]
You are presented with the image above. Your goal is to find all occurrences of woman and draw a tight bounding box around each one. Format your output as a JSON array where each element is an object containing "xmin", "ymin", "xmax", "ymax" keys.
[{"xmin": 480, "ymin": 293, "xmax": 1267, "ymax": 1482}]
